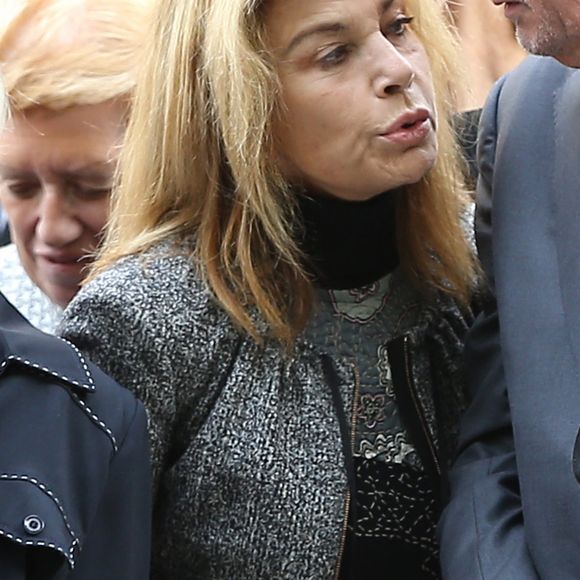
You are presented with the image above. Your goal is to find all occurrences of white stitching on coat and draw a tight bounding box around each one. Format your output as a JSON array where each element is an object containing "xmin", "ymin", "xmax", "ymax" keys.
[
  {"xmin": 58, "ymin": 338, "xmax": 95, "ymax": 389},
  {"xmin": 0, "ymin": 474, "xmax": 79, "ymax": 544},
  {"xmin": 0, "ymin": 353, "xmax": 117, "ymax": 451},
  {"xmin": 6, "ymin": 355, "xmax": 94, "ymax": 391},
  {"xmin": 69, "ymin": 394, "xmax": 119, "ymax": 452},
  {"xmin": 0, "ymin": 528, "xmax": 77, "ymax": 568}
]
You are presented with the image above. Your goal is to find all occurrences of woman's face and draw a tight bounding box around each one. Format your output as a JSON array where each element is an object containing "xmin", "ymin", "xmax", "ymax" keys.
[
  {"xmin": 0, "ymin": 101, "xmax": 125, "ymax": 307},
  {"xmin": 264, "ymin": 0, "xmax": 437, "ymax": 201}
]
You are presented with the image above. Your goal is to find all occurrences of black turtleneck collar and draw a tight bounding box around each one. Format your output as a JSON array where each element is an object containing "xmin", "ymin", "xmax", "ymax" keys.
[{"xmin": 297, "ymin": 190, "xmax": 400, "ymax": 290}]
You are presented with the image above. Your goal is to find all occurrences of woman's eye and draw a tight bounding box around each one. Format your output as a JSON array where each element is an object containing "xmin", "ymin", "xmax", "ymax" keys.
[
  {"xmin": 67, "ymin": 181, "xmax": 111, "ymax": 200},
  {"xmin": 386, "ymin": 15, "xmax": 415, "ymax": 37},
  {"xmin": 319, "ymin": 45, "xmax": 352, "ymax": 68},
  {"xmin": 5, "ymin": 182, "xmax": 39, "ymax": 199},
  {"xmin": 76, "ymin": 187, "xmax": 111, "ymax": 200}
]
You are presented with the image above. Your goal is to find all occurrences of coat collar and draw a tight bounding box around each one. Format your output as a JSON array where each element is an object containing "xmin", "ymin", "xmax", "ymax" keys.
[{"xmin": 0, "ymin": 293, "xmax": 95, "ymax": 392}]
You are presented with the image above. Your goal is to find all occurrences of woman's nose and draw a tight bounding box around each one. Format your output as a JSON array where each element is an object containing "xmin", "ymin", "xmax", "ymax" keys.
[
  {"xmin": 35, "ymin": 188, "xmax": 83, "ymax": 248},
  {"xmin": 371, "ymin": 38, "xmax": 416, "ymax": 98}
]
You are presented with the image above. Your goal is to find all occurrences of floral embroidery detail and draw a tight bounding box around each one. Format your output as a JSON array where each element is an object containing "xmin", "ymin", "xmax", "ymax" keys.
[
  {"xmin": 356, "ymin": 431, "xmax": 418, "ymax": 464},
  {"xmin": 377, "ymin": 343, "xmax": 395, "ymax": 398},
  {"xmin": 348, "ymin": 283, "xmax": 379, "ymax": 302},
  {"xmin": 358, "ymin": 394, "xmax": 386, "ymax": 429},
  {"xmin": 328, "ymin": 275, "xmax": 392, "ymax": 324}
]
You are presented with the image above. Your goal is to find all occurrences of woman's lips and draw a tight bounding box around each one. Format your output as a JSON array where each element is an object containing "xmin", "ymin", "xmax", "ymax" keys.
[
  {"xmin": 36, "ymin": 254, "xmax": 87, "ymax": 283},
  {"xmin": 38, "ymin": 254, "xmax": 83, "ymax": 266},
  {"xmin": 379, "ymin": 111, "xmax": 432, "ymax": 147}
]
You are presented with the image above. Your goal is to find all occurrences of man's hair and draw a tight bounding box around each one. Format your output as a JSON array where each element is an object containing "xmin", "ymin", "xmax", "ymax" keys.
[
  {"xmin": 0, "ymin": 0, "xmax": 151, "ymax": 111},
  {"xmin": 92, "ymin": 0, "xmax": 477, "ymax": 345}
]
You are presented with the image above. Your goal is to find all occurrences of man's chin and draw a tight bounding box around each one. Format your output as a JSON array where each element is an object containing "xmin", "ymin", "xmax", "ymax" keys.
[{"xmin": 514, "ymin": 20, "xmax": 570, "ymax": 61}]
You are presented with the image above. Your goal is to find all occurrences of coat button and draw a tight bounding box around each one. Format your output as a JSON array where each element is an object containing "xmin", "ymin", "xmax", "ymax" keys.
[{"xmin": 23, "ymin": 515, "xmax": 45, "ymax": 535}]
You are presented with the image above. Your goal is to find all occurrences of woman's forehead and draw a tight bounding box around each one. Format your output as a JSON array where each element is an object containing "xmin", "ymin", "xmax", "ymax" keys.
[
  {"xmin": 262, "ymin": 0, "xmax": 411, "ymax": 46},
  {"xmin": 262, "ymin": 0, "xmax": 409, "ymax": 22}
]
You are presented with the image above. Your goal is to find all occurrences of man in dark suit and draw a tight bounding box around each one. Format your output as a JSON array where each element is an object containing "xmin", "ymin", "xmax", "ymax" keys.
[
  {"xmin": 0, "ymin": 293, "xmax": 152, "ymax": 579},
  {"xmin": 439, "ymin": 1, "xmax": 580, "ymax": 578}
]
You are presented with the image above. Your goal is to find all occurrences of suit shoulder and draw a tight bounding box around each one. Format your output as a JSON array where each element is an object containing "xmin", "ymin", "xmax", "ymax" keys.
[
  {"xmin": 68, "ymin": 242, "xmax": 231, "ymax": 339},
  {"xmin": 61, "ymin": 241, "xmax": 241, "ymax": 401},
  {"xmin": 78, "ymin": 243, "xmax": 207, "ymax": 308},
  {"xmin": 499, "ymin": 55, "xmax": 571, "ymax": 101}
]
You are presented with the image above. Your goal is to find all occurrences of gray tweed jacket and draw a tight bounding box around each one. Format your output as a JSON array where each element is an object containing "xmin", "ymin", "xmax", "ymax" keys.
[{"xmin": 60, "ymin": 241, "xmax": 471, "ymax": 579}]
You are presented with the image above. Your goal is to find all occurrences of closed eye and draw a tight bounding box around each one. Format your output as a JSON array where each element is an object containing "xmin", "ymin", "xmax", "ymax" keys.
[
  {"xmin": 68, "ymin": 183, "xmax": 112, "ymax": 201},
  {"xmin": 4, "ymin": 181, "xmax": 40, "ymax": 199}
]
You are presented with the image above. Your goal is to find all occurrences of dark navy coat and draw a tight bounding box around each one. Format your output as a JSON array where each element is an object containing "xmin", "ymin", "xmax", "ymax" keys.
[{"xmin": 0, "ymin": 293, "xmax": 151, "ymax": 578}]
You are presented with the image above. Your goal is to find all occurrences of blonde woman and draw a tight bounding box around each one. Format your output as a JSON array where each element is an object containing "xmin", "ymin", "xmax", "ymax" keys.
[
  {"xmin": 0, "ymin": 76, "xmax": 151, "ymax": 580},
  {"xmin": 62, "ymin": 0, "xmax": 478, "ymax": 577},
  {"xmin": 0, "ymin": 0, "xmax": 150, "ymax": 333}
]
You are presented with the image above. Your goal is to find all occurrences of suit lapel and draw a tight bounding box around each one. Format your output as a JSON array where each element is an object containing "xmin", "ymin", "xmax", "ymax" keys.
[{"xmin": 553, "ymin": 66, "xmax": 580, "ymax": 379}]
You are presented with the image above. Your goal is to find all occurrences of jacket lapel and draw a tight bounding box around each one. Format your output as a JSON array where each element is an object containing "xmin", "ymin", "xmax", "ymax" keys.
[{"xmin": 553, "ymin": 66, "xmax": 580, "ymax": 380}]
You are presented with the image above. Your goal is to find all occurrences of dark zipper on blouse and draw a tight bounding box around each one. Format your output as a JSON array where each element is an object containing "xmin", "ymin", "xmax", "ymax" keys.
[
  {"xmin": 387, "ymin": 335, "xmax": 442, "ymax": 490},
  {"xmin": 320, "ymin": 355, "xmax": 360, "ymax": 580}
]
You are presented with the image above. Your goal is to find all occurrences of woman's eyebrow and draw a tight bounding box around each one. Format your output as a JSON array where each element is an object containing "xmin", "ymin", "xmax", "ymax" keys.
[
  {"xmin": 284, "ymin": 22, "xmax": 347, "ymax": 57},
  {"xmin": 0, "ymin": 166, "xmax": 35, "ymax": 179},
  {"xmin": 60, "ymin": 162, "xmax": 115, "ymax": 179},
  {"xmin": 283, "ymin": 0, "xmax": 397, "ymax": 57},
  {"xmin": 0, "ymin": 161, "xmax": 114, "ymax": 181}
]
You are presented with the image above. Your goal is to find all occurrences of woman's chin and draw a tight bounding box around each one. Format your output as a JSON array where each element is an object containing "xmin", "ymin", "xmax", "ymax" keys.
[{"xmin": 390, "ymin": 149, "xmax": 438, "ymax": 188}]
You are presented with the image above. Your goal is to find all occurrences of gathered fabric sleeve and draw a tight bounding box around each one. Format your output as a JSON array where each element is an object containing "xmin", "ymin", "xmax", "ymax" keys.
[
  {"xmin": 60, "ymin": 252, "xmax": 242, "ymax": 498},
  {"xmin": 59, "ymin": 263, "xmax": 179, "ymax": 494}
]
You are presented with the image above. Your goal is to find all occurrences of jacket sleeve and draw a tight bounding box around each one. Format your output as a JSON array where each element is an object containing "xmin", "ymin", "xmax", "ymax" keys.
[
  {"xmin": 104, "ymin": 402, "xmax": 152, "ymax": 579},
  {"xmin": 69, "ymin": 398, "xmax": 152, "ymax": 580},
  {"xmin": 438, "ymin": 77, "xmax": 539, "ymax": 580},
  {"xmin": 60, "ymin": 284, "xmax": 176, "ymax": 495}
]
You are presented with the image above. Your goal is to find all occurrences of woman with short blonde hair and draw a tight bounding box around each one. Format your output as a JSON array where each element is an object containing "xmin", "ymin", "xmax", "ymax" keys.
[
  {"xmin": 0, "ymin": 0, "xmax": 151, "ymax": 333},
  {"xmin": 0, "ymin": 0, "xmax": 147, "ymax": 110},
  {"xmin": 64, "ymin": 0, "xmax": 478, "ymax": 577},
  {"xmin": 0, "ymin": 65, "xmax": 151, "ymax": 580}
]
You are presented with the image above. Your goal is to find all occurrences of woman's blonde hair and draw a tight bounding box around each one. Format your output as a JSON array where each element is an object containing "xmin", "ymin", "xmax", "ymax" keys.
[
  {"xmin": 94, "ymin": 0, "xmax": 477, "ymax": 345},
  {"xmin": 0, "ymin": 76, "xmax": 7, "ymax": 128},
  {"xmin": 0, "ymin": 0, "xmax": 152, "ymax": 111}
]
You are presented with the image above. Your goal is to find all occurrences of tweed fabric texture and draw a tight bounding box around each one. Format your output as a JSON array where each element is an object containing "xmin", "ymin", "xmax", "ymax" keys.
[{"xmin": 60, "ymin": 240, "xmax": 470, "ymax": 579}]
